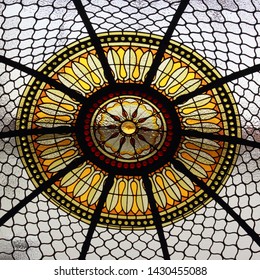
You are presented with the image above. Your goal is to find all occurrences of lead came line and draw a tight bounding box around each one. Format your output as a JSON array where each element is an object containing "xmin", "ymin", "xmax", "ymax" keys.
[
  {"xmin": 0, "ymin": 156, "xmax": 87, "ymax": 227},
  {"xmin": 0, "ymin": 56, "xmax": 86, "ymax": 104},
  {"xmin": 175, "ymin": 64, "xmax": 260, "ymax": 105},
  {"xmin": 172, "ymin": 159, "xmax": 260, "ymax": 247},
  {"xmin": 143, "ymin": 174, "xmax": 171, "ymax": 260},
  {"xmin": 79, "ymin": 173, "xmax": 115, "ymax": 260},
  {"xmin": 144, "ymin": 0, "xmax": 190, "ymax": 86},
  {"xmin": 183, "ymin": 129, "xmax": 260, "ymax": 149},
  {"xmin": 72, "ymin": 0, "xmax": 116, "ymax": 85}
]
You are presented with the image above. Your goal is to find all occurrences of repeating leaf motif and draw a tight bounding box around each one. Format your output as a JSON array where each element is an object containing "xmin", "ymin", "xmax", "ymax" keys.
[
  {"xmin": 164, "ymin": 166, "xmax": 195, "ymax": 192},
  {"xmin": 58, "ymin": 54, "xmax": 106, "ymax": 96},
  {"xmin": 60, "ymin": 161, "xmax": 107, "ymax": 205},
  {"xmin": 105, "ymin": 177, "xmax": 149, "ymax": 214},
  {"xmin": 107, "ymin": 48, "xmax": 154, "ymax": 82},
  {"xmin": 36, "ymin": 134, "xmax": 79, "ymax": 173},
  {"xmin": 36, "ymin": 89, "xmax": 79, "ymax": 128},
  {"xmin": 33, "ymin": 43, "xmax": 229, "ymax": 223}
]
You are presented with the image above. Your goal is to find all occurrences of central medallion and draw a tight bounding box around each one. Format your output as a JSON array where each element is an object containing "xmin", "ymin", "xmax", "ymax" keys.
[
  {"xmin": 120, "ymin": 121, "xmax": 137, "ymax": 135},
  {"xmin": 90, "ymin": 94, "xmax": 168, "ymax": 163},
  {"xmin": 79, "ymin": 85, "xmax": 180, "ymax": 175}
]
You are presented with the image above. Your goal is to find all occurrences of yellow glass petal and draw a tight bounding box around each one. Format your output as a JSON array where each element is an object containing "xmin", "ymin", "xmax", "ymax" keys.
[
  {"xmin": 91, "ymin": 173, "xmax": 102, "ymax": 187},
  {"xmin": 121, "ymin": 181, "xmax": 134, "ymax": 214},
  {"xmin": 139, "ymin": 51, "xmax": 153, "ymax": 81},
  {"xmin": 107, "ymin": 49, "xmax": 121, "ymax": 80},
  {"xmin": 58, "ymin": 72, "xmax": 90, "ymax": 93},
  {"xmin": 36, "ymin": 117, "xmax": 70, "ymax": 127},
  {"xmin": 181, "ymin": 147, "xmax": 216, "ymax": 165},
  {"xmin": 61, "ymin": 163, "xmax": 90, "ymax": 187},
  {"xmin": 71, "ymin": 61, "xmax": 95, "ymax": 89},
  {"xmin": 185, "ymin": 137, "xmax": 220, "ymax": 151},
  {"xmin": 182, "ymin": 108, "xmax": 217, "ymax": 118},
  {"xmin": 168, "ymin": 67, "xmax": 189, "ymax": 87},
  {"xmin": 84, "ymin": 173, "xmax": 103, "ymax": 201},
  {"xmin": 155, "ymin": 58, "xmax": 174, "ymax": 88},
  {"xmin": 178, "ymin": 94, "xmax": 212, "ymax": 110},
  {"xmin": 87, "ymin": 183, "xmax": 103, "ymax": 205},
  {"xmin": 39, "ymin": 103, "xmax": 75, "ymax": 115},
  {"xmin": 47, "ymin": 154, "xmax": 79, "ymax": 173},
  {"xmin": 106, "ymin": 179, "xmax": 120, "ymax": 211},
  {"xmin": 36, "ymin": 134, "xmax": 72, "ymax": 145},
  {"xmin": 165, "ymin": 167, "xmax": 195, "ymax": 192},
  {"xmin": 133, "ymin": 49, "xmax": 144, "ymax": 79},
  {"xmin": 40, "ymin": 145, "xmax": 74, "ymax": 160},
  {"xmin": 87, "ymin": 54, "xmax": 105, "ymax": 85},
  {"xmin": 36, "ymin": 110, "xmax": 72, "ymax": 121},
  {"xmin": 135, "ymin": 179, "xmax": 149, "ymax": 213},
  {"xmin": 177, "ymin": 154, "xmax": 208, "ymax": 178},
  {"xmin": 171, "ymin": 78, "xmax": 201, "ymax": 98},
  {"xmin": 124, "ymin": 48, "xmax": 137, "ymax": 80},
  {"xmin": 117, "ymin": 48, "xmax": 127, "ymax": 79},
  {"xmin": 186, "ymin": 122, "xmax": 221, "ymax": 133},
  {"xmin": 45, "ymin": 89, "xmax": 80, "ymax": 107},
  {"xmin": 153, "ymin": 175, "xmax": 167, "ymax": 208},
  {"xmin": 73, "ymin": 180, "xmax": 91, "ymax": 198}
]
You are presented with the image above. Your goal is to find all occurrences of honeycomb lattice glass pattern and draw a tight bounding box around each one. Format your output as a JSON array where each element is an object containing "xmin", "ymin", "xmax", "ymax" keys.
[{"xmin": 0, "ymin": 0, "xmax": 260, "ymax": 260}]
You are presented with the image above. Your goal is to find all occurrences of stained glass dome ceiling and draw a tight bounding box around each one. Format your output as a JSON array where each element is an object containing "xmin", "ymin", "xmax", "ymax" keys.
[{"xmin": 0, "ymin": 0, "xmax": 260, "ymax": 260}]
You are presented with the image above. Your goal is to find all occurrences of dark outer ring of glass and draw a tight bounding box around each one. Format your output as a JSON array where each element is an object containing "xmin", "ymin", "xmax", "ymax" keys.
[{"xmin": 76, "ymin": 83, "xmax": 181, "ymax": 176}]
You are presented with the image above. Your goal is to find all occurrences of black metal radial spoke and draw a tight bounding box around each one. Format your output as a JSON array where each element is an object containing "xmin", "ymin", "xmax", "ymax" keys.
[
  {"xmin": 72, "ymin": 0, "xmax": 116, "ymax": 85},
  {"xmin": 144, "ymin": 0, "xmax": 190, "ymax": 86},
  {"xmin": 0, "ymin": 56, "xmax": 86, "ymax": 104},
  {"xmin": 143, "ymin": 175, "xmax": 170, "ymax": 260},
  {"xmin": 175, "ymin": 64, "xmax": 260, "ymax": 105},
  {"xmin": 183, "ymin": 129, "xmax": 260, "ymax": 149},
  {"xmin": 172, "ymin": 159, "xmax": 260, "ymax": 247},
  {"xmin": 0, "ymin": 126, "xmax": 75, "ymax": 140},
  {"xmin": 0, "ymin": 156, "xmax": 87, "ymax": 227},
  {"xmin": 79, "ymin": 173, "xmax": 115, "ymax": 260}
]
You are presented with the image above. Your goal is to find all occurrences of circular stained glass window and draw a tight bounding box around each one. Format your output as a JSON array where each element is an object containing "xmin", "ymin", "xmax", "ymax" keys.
[{"xmin": 16, "ymin": 32, "xmax": 240, "ymax": 229}]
